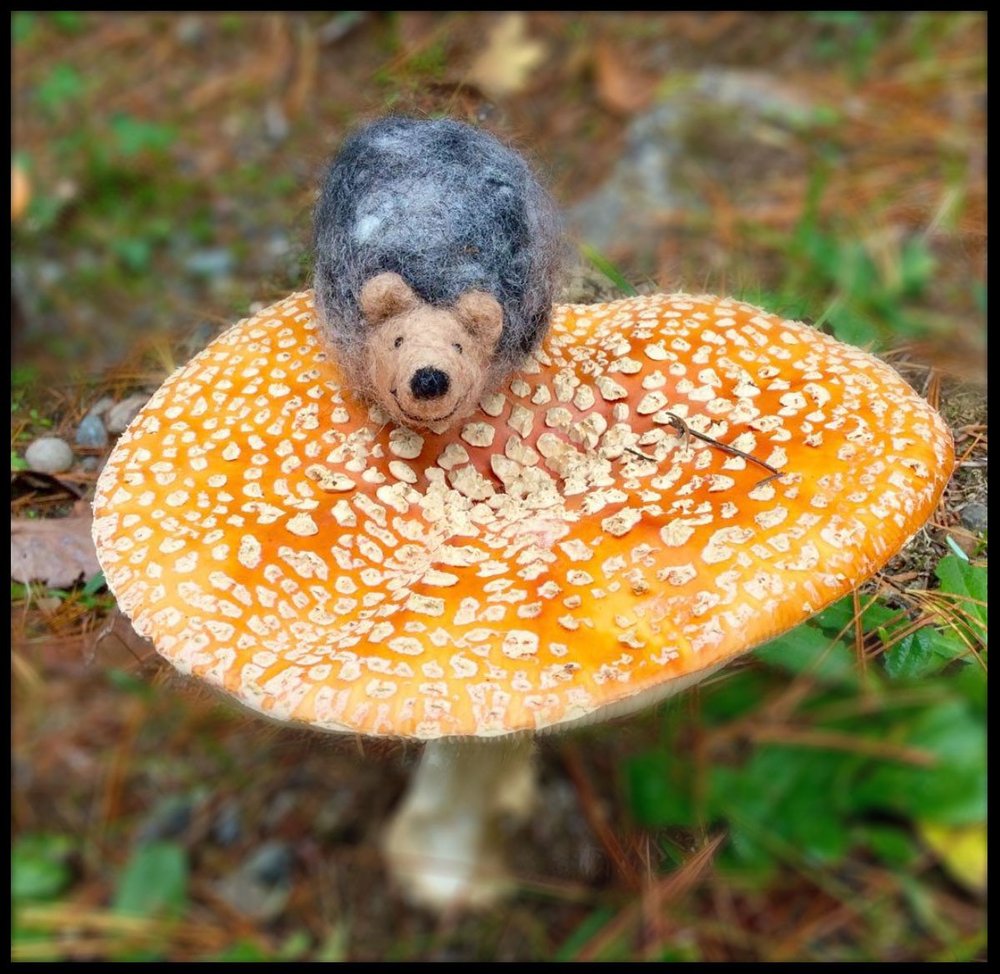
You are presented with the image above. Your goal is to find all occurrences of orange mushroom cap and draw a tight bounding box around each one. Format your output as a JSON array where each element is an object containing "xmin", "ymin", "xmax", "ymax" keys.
[{"xmin": 93, "ymin": 291, "xmax": 954, "ymax": 739}]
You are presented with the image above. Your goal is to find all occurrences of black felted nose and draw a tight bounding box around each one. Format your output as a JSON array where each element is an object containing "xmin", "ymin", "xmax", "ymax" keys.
[{"xmin": 410, "ymin": 366, "xmax": 450, "ymax": 400}]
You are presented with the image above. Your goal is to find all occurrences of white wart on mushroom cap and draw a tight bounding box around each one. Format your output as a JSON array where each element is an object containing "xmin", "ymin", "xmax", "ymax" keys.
[{"xmin": 92, "ymin": 291, "xmax": 954, "ymax": 739}]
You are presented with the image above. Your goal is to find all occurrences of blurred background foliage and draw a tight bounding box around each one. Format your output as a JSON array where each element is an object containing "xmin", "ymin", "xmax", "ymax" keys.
[{"xmin": 12, "ymin": 11, "xmax": 985, "ymax": 962}]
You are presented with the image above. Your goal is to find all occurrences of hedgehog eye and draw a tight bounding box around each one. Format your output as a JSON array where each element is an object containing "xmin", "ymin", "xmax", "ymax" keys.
[
  {"xmin": 394, "ymin": 336, "xmax": 404, "ymax": 349},
  {"xmin": 453, "ymin": 343, "xmax": 463, "ymax": 354}
]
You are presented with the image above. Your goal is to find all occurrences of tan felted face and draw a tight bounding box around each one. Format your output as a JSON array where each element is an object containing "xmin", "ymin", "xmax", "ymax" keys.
[{"xmin": 359, "ymin": 272, "xmax": 503, "ymax": 429}]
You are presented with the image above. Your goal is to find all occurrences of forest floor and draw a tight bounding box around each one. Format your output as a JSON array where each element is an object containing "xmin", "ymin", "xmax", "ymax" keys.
[{"xmin": 12, "ymin": 12, "xmax": 986, "ymax": 962}]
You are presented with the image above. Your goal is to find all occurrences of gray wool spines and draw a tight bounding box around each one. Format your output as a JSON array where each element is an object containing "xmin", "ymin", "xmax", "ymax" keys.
[{"xmin": 312, "ymin": 116, "xmax": 562, "ymax": 385}]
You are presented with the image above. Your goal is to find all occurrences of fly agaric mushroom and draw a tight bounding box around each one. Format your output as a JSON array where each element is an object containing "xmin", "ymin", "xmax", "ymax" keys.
[{"xmin": 92, "ymin": 289, "xmax": 953, "ymax": 909}]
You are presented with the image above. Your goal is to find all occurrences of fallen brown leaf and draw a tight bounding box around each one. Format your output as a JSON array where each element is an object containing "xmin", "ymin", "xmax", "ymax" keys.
[
  {"xmin": 593, "ymin": 40, "xmax": 655, "ymax": 116},
  {"xmin": 10, "ymin": 471, "xmax": 84, "ymax": 507},
  {"xmin": 467, "ymin": 13, "xmax": 547, "ymax": 99},
  {"xmin": 11, "ymin": 162, "xmax": 31, "ymax": 222},
  {"xmin": 11, "ymin": 516, "xmax": 101, "ymax": 589}
]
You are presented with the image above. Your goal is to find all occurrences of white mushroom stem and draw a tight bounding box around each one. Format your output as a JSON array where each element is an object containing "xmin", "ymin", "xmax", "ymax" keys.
[{"xmin": 382, "ymin": 735, "xmax": 536, "ymax": 911}]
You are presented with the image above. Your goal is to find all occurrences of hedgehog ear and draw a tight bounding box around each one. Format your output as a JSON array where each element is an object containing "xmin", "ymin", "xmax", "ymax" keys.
[
  {"xmin": 455, "ymin": 291, "xmax": 503, "ymax": 349},
  {"xmin": 359, "ymin": 272, "xmax": 421, "ymax": 327}
]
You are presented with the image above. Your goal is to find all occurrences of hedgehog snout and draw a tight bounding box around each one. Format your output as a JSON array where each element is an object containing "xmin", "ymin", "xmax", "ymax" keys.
[{"xmin": 410, "ymin": 366, "xmax": 451, "ymax": 400}]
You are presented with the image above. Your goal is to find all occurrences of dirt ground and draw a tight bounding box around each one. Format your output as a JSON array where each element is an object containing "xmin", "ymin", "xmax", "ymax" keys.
[{"xmin": 12, "ymin": 12, "xmax": 986, "ymax": 962}]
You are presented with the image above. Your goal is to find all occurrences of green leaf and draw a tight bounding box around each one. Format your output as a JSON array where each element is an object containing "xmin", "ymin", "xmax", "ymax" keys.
[
  {"xmin": 50, "ymin": 11, "xmax": 85, "ymax": 33},
  {"xmin": 700, "ymin": 669, "xmax": 772, "ymax": 725},
  {"xmin": 851, "ymin": 700, "xmax": 986, "ymax": 825},
  {"xmin": 12, "ymin": 12, "xmax": 37, "ymax": 44},
  {"xmin": 657, "ymin": 943, "xmax": 702, "ymax": 962},
  {"xmin": 883, "ymin": 626, "xmax": 967, "ymax": 680},
  {"xmin": 811, "ymin": 595, "xmax": 899, "ymax": 636},
  {"xmin": 936, "ymin": 554, "xmax": 986, "ymax": 602},
  {"xmin": 315, "ymin": 924, "xmax": 349, "ymax": 962},
  {"xmin": 860, "ymin": 824, "xmax": 919, "ymax": 868},
  {"xmin": 972, "ymin": 281, "xmax": 986, "ymax": 315},
  {"xmin": 81, "ymin": 570, "xmax": 106, "ymax": 597},
  {"xmin": 211, "ymin": 940, "xmax": 270, "ymax": 961},
  {"xmin": 12, "ymin": 363, "xmax": 40, "ymax": 389},
  {"xmin": 24, "ymin": 193, "xmax": 68, "ymax": 232},
  {"xmin": 12, "ymin": 834, "xmax": 74, "ymax": 901},
  {"xmin": 899, "ymin": 239, "xmax": 936, "ymax": 296},
  {"xmin": 945, "ymin": 534, "xmax": 970, "ymax": 561},
  {"xmin": 556, "ymin": 907, "xmax": 617, "ymax": 961},
  {"xmin": 710, "ymin": 745, "xmax": 854, "ymax": 869},
  {"xmin": 755, "ymin": 622, "xmax": 858, "ymax": 686},
  {"xmin": 113, "ymin": 238, "xmax": 154, "ymax": 274},
  {"xmin": 113, "ymin": 842, "xmax": 189, "ymax": 918},
  {"xmin": 627, "ymin": 752, "xmax": 696, "ymax": 827},
  {"xmin": 11, "ymin": 450, "xmax": 29, "ymax": 471},
  {"xmin": 107, "ymin": 667, "xmax": 154, "ymax": 698},
  {"xmin": 580, "ymin": 244, "xmax": 639, "ymax": 296},
  {"xmin": 36, "ymin": 64, "xmax": 84, "ymax": 114},
  {"xmin": 809, "ymin": 11, "xmax": 866, "ymax": 26},
  {"xmin": 109, "ymin": 115, "xmax": 177, "ymax": 158},
  {"xmin": 718, "ymin": 813, "xmax": 776, "ymax": 878},
  {"xmin": 829, "ymin": 308, "xmax": 878, "ymax": 347},
  {"xmin": 950, "ymin": 662, "xmax": 986, "ymax": 714},
  {"xmin": 277, "ymin": 930, "xmax": 313, "ymax": 960},
  {"xmin": 935, "ymin": 555, "xmax": 987, "ymax": 639}
]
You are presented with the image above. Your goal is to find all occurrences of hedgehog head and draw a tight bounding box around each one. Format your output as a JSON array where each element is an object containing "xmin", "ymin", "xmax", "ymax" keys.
[{"xmin": 359, "ymin": 272, "xmax": 503, "ymax": 429}]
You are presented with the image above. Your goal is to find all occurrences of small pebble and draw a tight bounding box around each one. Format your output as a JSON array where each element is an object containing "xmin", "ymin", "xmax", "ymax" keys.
[
  {"xmin": 261, "ymin": 790, "xmax": 299, "ymax": 830},
  {"xmin": 315, "ymin": 792, "xmax": 354, "ymax": 840},
  {"xmin": 246, "ymin": 841, "xmax": 294, "ymax": 887},
  {"xmin": 178, "ymin": 321, "xmax": 219, "ymax": 359},
  {"xmin": 25, "ymin": 436, "xmax": 74, "ymax": 474},
  {"xmin": 37, "ymin": 260, "xmax": 65, "ymax": 287},
  {"xmin": 75, "ymin": 414, "xmax": 109, "ymax": 449},
  {"xmin": 86, "ymin": 396, "xmax": 115, "ymax": 419},
  {"xmin": 211, "ymin": 799, "xmax": 243, "ymax": 847},
  {"xmin": 106, "ymin": 394, "xmax": 149, "ymax": 434},
  {"xmin": 318, "ymin": 11, "xmax": 367, "ymax": 44},
  {"xmin": 265, "ymin": 232, "xmax": 291, "ymax": 258},
  {"xmin": 80, "ymin": 456, "xmax": 101, "ymax": 473},
  {"xmin": 959, "ymin": 501, "xmax": 988, "ymax": 534},
  {"xmin": 175, "ymin": 14, "xmax": 204, "ymax": 45},
  {"xmin": 184, "ymin": 247, "xmax": 235, "ymax": 278},
  {"xmin": 264, "ymin": 101, "xmax": 289, "ymax": 142},
  {"xmin": 136, "ymin": 794, "xmax": 194, "ymax": 844},
  {"xmin": 216, "ymin": 840, "xmax": 293, "ymax": 920}
]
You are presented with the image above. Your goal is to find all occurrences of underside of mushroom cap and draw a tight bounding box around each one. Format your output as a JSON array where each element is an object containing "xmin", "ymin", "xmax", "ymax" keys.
[{"xmin": 92, "ymin": 290, "xmax": 954, "ymax": 739}]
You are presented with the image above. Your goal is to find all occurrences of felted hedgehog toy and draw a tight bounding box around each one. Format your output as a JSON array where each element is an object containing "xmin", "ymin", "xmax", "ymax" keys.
[{"xmin": 313, "ymin": 116, "xmax": 561, "ymax": 430}]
